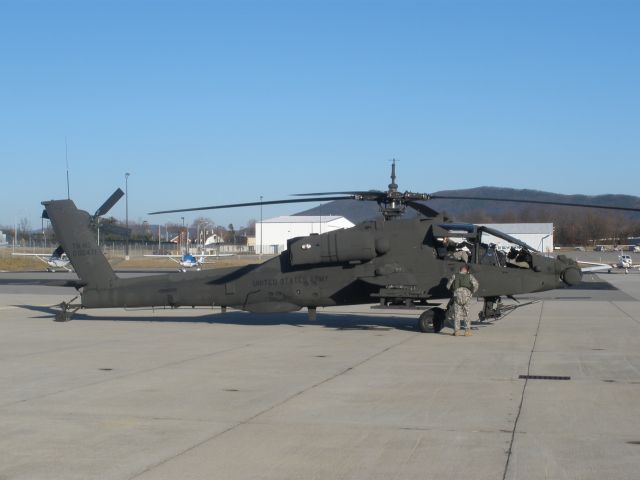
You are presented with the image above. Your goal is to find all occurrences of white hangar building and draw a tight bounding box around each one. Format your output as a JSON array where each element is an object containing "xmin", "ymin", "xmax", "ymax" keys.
[
  {"xmin": 480, "ymin": 223, "xmax": 554, "ymax": 253},
  {"xmin": 256, "ymin": 216, "xmax": 355, "ymax": 254}
]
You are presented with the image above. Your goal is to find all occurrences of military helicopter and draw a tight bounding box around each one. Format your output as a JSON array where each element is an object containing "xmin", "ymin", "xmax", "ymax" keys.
[{"xmin": 45, "ymin": 162, "xmax": 640, "ymax": 331}]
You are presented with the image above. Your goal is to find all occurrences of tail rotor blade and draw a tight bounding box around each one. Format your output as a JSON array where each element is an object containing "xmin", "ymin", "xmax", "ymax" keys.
[{"xmin": 95, "ymin": 188, "xmax": 125, "ymax": 217}]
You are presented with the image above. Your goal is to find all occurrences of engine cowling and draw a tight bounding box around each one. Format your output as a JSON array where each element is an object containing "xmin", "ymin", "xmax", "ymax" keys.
[{"xmin": 289, "ymin": 229, "xmax": 385, "ymax": 266}]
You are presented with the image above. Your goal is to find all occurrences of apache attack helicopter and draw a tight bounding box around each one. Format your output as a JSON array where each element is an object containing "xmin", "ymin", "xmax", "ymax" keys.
[{"xmin": 45, "ymin": 162, "xmax": 640, "ymax": 331}]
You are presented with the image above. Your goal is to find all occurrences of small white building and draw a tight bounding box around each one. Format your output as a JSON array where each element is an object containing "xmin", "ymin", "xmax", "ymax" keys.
[
  {"xmin": 480, "ymin": 223, "xmax": 554, "ymax": 253},
  {"xmin": 256, "ymin": 216, "xmax": 355, "ymax": 254},
  {"xmin": 204, "ymin": 233, "xmax": 225, "ymax": 246}
]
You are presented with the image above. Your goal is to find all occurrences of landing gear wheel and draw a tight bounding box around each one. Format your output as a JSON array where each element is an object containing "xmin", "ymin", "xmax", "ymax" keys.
[
  {"xmin": 55, "ymin": 305, "xmax": 75, "ymax": 322},
  {"xmin": 433, "ymin": 309, "xmax": 445, "ymax": 332},
  {"xmin": 55, "ymin": 311, "xmax": 72, "ymax": 322},
  {"xmin": 418, "ymin": 308, "xmax": 445, "ymax": 333},
  {"xmin": 54, "ymin": 298, "xmax": 80, "ymax": 322}
]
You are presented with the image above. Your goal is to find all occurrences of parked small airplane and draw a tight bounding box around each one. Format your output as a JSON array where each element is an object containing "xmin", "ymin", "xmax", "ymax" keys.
[
  {"xmin": 611, "ymin": 254, "xmax": 640, "ymax": 273},
  {"xmin": 12, "ymin": 245, "xmax": 73, "ymax": 272},
  {"xmin": 144, "ymin": 252, "xmax": 233, "ymax": 272},
  {"xmin": 580, "ymin": 254, "xmax": 640, "ymax": 274}
]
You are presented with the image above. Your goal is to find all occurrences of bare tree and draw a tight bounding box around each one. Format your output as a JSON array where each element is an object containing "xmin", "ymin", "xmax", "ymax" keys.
[
  {"xmin": 18, "ymin": 217, "xmax": 31, "ymax": 242},
  {"xmin": 246, "ymin": 219, "xmax": 256, "ymax": 236},
  {"xmin": 191, "ymin": 217, "xmax": 215, "ymax": 230}
]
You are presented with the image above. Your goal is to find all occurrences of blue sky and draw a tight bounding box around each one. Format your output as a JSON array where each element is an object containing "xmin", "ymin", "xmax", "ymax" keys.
[{"xmin": 1, "ymin": 0, "xmax": 638, "ymax": 230}]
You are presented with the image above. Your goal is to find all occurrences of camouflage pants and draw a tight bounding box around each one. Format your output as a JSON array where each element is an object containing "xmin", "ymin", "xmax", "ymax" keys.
[{"xmin": 448, "ymin": 287, "xmax": 473, "ymax": 331}]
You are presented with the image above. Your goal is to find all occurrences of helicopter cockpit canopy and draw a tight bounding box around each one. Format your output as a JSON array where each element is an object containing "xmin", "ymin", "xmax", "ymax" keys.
[
  {"xmin": 431, "ymin": 223, "xmax": 536, "ymax": 269},
  {"xmin": 477, "ymin": 226, "xmax": 534, "ymax": 252},
  {"xmin": 477, "ymin": 226, "xmax": 539, "ymax": 269}
]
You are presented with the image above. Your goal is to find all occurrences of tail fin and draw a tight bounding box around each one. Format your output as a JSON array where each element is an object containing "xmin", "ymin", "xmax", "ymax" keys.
[{"xmin": 42, "ymin": 199, "xmax": 117, "ymax": 288}]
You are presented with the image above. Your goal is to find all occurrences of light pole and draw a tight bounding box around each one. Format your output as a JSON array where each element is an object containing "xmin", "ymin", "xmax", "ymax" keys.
[
  {"xmin": 125, "ymin": 172, "xmax": 130, "ymax": 260},
  {"xmin": 142, "ymin": 221, "xmax": 149, "ymax": 252},
  {"xmin": 540, "ymin": 233, "xmax": 551, "ymax": 255},
  {"xmin": 259, "ymin": 195, "xmax": 263, "ymax": 258}
]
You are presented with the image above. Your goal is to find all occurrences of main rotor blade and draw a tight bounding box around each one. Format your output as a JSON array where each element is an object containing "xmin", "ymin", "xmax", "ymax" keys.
[
  {"xmin": 292, "ymin": 190, "xmax": 384, "ymax": 196},
  {"xmin": 148, "ymin": 196, "xmax": 355, "ymax": 215},
  {"xmin": 406, "ymin": 201, "xmax": 440, "ymax": 218},
  {"xmin": 95, "ymin": 188, "xmax": 125, "ymax": 217},
  {"xmin": 429, "ymin": 195, "xmax": 640, "ymax": 213}
]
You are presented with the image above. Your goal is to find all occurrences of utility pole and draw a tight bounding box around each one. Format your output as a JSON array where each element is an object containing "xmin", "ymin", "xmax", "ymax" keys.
[{"xmin": 125, "ymin": 172, "xmax": 130, "ymax": 260}]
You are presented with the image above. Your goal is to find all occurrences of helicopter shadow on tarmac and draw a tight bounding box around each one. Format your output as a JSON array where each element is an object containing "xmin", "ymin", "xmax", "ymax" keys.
[{"xmin": 16, "ymin": 304, "xmax": 495, "ymax": 334}]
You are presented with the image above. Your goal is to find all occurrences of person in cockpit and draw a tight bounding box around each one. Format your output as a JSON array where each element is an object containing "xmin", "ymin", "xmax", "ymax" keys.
[{"xmin": 440, "ymin": 237, "xmax": 470, "ymax": 263}]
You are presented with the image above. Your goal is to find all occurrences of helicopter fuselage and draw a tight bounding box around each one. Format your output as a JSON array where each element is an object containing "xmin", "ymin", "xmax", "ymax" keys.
[{"xmin": 79, "ymin": 216, "xmax": 576, "ymax": 313}]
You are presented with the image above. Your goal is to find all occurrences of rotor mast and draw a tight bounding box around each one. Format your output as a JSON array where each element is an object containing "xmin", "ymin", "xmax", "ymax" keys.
[{"xmin": 381, "ymin": 159, "xmax": 407, "ymax": 220}]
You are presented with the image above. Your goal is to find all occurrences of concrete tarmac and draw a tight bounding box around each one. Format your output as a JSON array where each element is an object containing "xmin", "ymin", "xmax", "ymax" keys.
[{"xmin": 1, "ymin": 272, "xmax": 639, "ymax": 479}]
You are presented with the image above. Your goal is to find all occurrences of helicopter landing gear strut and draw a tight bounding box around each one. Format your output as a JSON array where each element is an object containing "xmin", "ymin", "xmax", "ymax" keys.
[
  {"xmin": 479, "ymin": 297, "xmax": 503, "ymax": 322},
  {"xmin": 479, "ymin": 296, "xmax": 539, "ymax": 322},
  {"xmin": 55, "ymin": 297, "xmax": 81, "ymax": 322}
]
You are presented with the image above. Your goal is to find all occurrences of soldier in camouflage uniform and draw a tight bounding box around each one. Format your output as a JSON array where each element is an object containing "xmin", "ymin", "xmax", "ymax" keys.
[{"xmin": 446, "ymin": 264, "xmax": 479, "ymax": 336}]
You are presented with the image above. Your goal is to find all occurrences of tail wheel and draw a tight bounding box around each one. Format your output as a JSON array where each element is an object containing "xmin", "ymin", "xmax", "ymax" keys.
[{"xmin": 418, "ymin": 308, "xmax": 446, "ymax": 333}]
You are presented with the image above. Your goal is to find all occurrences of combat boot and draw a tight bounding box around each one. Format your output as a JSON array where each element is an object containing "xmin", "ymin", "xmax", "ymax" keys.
[
  {"xmin": 453, "ymin": 330, "xmax": 461, "ymax": 336},
  {"xmin": 464, "ymin": 329, "xmax": 472, "ymax": 337}
]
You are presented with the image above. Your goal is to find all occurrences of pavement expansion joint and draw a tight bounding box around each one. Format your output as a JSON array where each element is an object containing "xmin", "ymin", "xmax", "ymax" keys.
[
  {"xmin": 502, "ymin": 301, "xmax": 544, "ymax": 480},
  {"xmin": 610, "ymin": 301, "xmax": 640, "ymax": 325}
]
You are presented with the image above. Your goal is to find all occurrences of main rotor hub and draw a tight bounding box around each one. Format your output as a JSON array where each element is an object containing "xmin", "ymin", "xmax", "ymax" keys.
[{"xmin": 376, "ymin": 160, "xmax": 431, "ymax": 220}]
